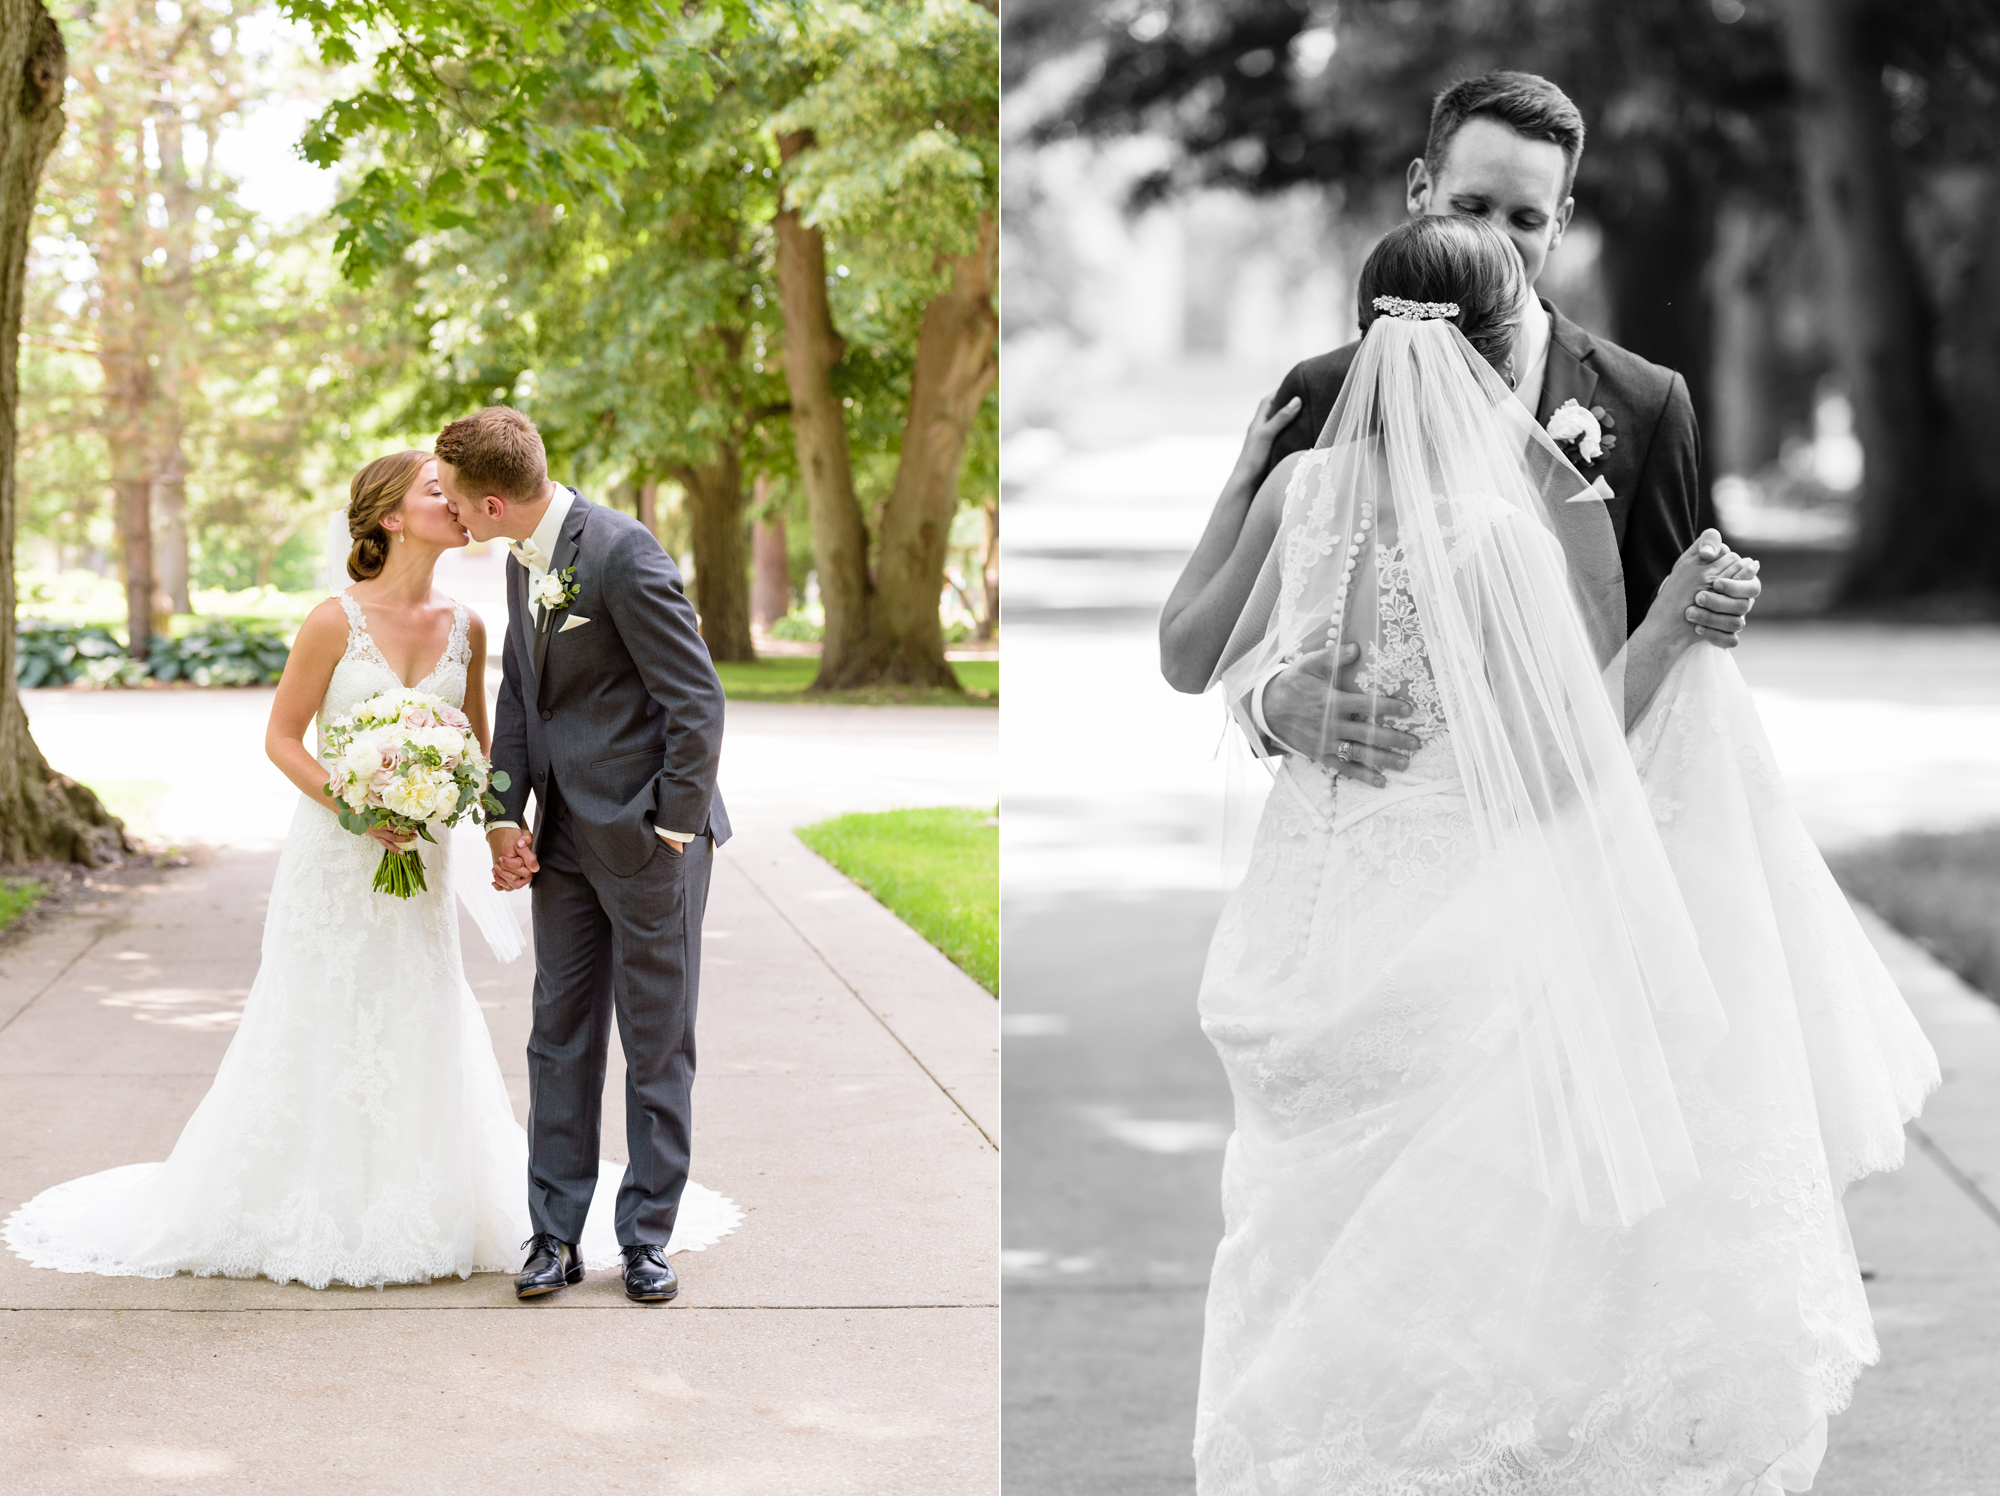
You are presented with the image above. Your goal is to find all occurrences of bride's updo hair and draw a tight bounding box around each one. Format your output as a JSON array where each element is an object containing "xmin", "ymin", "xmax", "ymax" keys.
[
  {"xmin": 345, "ymin": 450, "xmax": 430, "ymax": 581},
  {"xmin": 1356, "ymin": 216, "xmax": 1527, "ymax": 378}
]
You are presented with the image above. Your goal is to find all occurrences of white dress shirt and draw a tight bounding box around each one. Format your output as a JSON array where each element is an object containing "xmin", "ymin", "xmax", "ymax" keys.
[
  {"xmin": 491, "ymin": 485, "xmax": 693, "ymax": 848},
  {"xmin": 1512, "ymin": 297, "xmax": 1553, "ymax": 420}
]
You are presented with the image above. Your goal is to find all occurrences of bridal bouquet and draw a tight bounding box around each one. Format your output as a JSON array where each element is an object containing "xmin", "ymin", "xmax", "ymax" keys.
[{"xmin": 322, "ymin": 688, "xmax": 511, "ymax": 898}]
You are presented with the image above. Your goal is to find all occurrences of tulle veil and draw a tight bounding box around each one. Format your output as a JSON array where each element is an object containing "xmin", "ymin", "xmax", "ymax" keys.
[{"xmin": 1207, "ymin": 313, "xmax": 1729, "ymax": 1230}]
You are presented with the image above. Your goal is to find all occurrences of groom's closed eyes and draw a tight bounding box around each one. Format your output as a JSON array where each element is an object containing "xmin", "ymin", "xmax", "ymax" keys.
[{"xmin": 1449, "ymin": 195, "xmax": 1550, "ymax": 235}]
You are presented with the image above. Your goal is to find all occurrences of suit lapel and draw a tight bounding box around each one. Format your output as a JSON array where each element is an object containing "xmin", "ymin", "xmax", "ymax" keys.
[
  {"xmin": 1536, "ymin": 300, "xmax": 1600, "ymax": 428},
  {"xmin": 532, "ymin": 491, "xmax": 587, "ymax": 715}
]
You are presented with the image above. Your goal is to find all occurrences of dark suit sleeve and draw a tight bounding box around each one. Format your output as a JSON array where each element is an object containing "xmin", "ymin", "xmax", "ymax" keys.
[
  {"xmin": 1620, "ymin": 372, "xmax": 1700, "ymax": 636},
  {"xmin": 1260, "ymin": 360, "xmax": 1318, "ymax": 487},
  {"xmin": 601, "ymin": 532, "xmax": 725, "ymax": 838},
  {"xmin": 491, "ymin": 559, "xmax": 532, "ymax": 824}
]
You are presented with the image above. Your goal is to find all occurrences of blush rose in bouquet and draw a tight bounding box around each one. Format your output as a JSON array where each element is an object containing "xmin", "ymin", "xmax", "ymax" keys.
[{"xmin": 321, "ymin": 687, "xmax": 511, "ymax": 898}]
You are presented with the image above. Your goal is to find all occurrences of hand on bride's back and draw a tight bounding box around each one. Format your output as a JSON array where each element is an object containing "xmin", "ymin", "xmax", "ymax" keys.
[
  {"xmin": 1262, "ymin": 643, "xmax": 1421, "ymax": 788},
  {"xmin": 1227, "ymin": 393, "xmax": 1303, "ymax": 489}
]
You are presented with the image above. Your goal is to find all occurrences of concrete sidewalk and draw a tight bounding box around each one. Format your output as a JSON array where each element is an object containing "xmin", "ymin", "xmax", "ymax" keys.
[{"xmin": 0, "ymin": 704, "xmax": 998, "ymax": 1493}]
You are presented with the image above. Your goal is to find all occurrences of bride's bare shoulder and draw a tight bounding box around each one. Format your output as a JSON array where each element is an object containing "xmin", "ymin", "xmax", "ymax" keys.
[
  {"xmin": 1252, "ymin": 450, "xmax": 1312, "ymax": 522},
  {"xmin": 291, "ymin": 598, "xmax": 353, "ymax": 654}
]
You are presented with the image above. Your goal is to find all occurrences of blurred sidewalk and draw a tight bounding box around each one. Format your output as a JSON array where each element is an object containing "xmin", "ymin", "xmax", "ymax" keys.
[
  {"xmin": 3, "ymin": 673, "xmax": 998, "ymax": 1492},
  {"xmin": 1000, "ymin": 386, "xmax": 2000, "ymax": 1494}
]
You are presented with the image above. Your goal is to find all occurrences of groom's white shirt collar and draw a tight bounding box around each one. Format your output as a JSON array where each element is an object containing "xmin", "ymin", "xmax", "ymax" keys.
[
  {"xmin": 1513, "ymin": 297, "xmax": 1553, "ymax": 419},
  {"xmin": 495, "ymin": 483, "xmax": 694, "ymax": 848},
  {"xmin": 520, "ymin": 483, "xmax": 573, "ymax": 578}
]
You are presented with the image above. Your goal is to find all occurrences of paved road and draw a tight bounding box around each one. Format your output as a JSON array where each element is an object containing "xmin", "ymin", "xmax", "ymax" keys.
[
  {"xmin": 1001, "ymin": 393, "xmax": 2000, "ymax": 1496},
  {"xmin": 3, "ymin": 690, "xmax": 999, "ymax": 1494}
]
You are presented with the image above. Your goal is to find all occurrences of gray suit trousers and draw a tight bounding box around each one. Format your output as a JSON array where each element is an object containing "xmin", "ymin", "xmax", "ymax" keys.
[{"xmin": 526, "ymin": 794, "xmax": 710, "ymax": 1246}]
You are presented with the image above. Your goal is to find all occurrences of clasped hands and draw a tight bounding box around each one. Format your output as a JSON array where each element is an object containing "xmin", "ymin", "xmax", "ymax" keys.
[
  {"xmin": 1259, "ymin": 528, "xmax": 1762, "ymax": 788},
  {"xmin": 488, "ymin": 827, "xmax": 539, "ymax": 891}
]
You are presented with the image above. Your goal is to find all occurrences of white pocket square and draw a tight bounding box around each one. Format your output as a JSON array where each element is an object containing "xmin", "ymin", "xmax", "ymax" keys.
[
  {"xmin": 1589, "ymin": 475, "xmax": 1615, "ymax": 501},
  {"xmin": 558, "ymin": 614, "xmax": 591, "ymax": 633}
]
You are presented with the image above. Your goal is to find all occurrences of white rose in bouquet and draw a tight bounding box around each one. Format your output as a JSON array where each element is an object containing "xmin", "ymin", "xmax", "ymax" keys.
[{"xmin": 320, "ymin": 688, "xmax": 512, "ymax": 898}]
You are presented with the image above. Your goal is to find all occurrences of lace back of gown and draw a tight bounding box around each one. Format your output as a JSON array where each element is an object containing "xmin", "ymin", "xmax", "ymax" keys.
[{"xmin": 1195, "ymin": 455, "xmax": 1937, "ymax": 1495}]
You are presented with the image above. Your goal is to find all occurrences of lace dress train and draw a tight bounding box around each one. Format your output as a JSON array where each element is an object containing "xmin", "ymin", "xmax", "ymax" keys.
[
  {"xmin": 1195, "ymin": 560, "xmax": 1936, "ymax": 1493},
  {"xmin": 4, "ymin": 592, "xmax": 740, "ymax": 1288}
]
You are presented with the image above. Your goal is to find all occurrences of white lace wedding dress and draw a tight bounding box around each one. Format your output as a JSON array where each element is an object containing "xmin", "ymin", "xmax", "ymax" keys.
[
  {"xmin": 3, "ymin": 590, "xmax": 740, "ymax": 1289},
  {"xmin": 1197, "ymin": 529, "xmax": 1939, "ymax": 1493}
]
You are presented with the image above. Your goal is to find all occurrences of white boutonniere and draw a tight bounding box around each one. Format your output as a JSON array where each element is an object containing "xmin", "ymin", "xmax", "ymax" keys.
[
  {"xmin": 533, "ymin": 565, "xmax": 580, "ymax": 614},
  {"xmin": 1546, "ymin": 399, "xmax": 1603, "ymax": 462},
  {"xmin": 1546, "ymin": 398, "xmax": 1619, "ymax": 471}
]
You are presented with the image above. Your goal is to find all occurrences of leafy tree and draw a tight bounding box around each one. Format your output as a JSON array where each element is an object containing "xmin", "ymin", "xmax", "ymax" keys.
[
  {"xmin": 771, "ymin": 0, "xmax": 998, "ymax": 689},
  {"xmin": 286, "ymin": 0, "xmax": 999, "ymax": 687},
  {"xmin": 1, "ymin": 0, "xmax": 128, "ymax": 862},
  {"xmin": 41, "ymin": 0, "xmax": 271, "ymax": 648},
  {"xmin": 372, "ymin": 54, "xmax": 797, "ymax": 662},
  {"xmin": 21, "ymin": 2, "xmax": 404, "ymax": 628}
]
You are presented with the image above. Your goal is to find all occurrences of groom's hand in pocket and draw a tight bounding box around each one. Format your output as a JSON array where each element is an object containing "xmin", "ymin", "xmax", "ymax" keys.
[{"xmin": 1262, "ymin": 643, "xmax": 1419, "ymax": 789}]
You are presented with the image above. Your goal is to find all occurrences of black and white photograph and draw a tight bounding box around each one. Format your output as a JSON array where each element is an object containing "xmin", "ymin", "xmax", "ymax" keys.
[{"xmin": 1002, "ymin": 3, "xmax": 2000, "ymax": 1493}]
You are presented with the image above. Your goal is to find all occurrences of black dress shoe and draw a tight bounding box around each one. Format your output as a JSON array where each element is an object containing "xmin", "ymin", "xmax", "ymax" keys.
[
  {"xmin": 621, "ymin": 1244, "xmax": 679, "ymax": 1302},
  {"xmin": 515, "ymin": 1233, "xmax": 582, "ymax": 1299}
]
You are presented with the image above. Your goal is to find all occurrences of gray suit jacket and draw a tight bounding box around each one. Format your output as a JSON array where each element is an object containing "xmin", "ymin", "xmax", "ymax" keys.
[
  {"xmin": 492, "ymin": 489, "xmax": 731, "ymax": 877},
  {"xmin": 1262, "ymin": 301, "xmax": 1701, "ymax": 637}
]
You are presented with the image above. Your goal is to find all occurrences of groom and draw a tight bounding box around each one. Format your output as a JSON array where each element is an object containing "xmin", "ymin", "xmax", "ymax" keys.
[
  {"xmin": 436, "ymin": 406, "xmax": 730, "ymax": 1305},
  {"xmin": 1249, "ymin": 71, "xmax": 1763, "ymax": 772}
]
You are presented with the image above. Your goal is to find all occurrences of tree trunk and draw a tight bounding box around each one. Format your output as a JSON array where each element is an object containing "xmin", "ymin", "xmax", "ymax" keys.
[
  {"xmin": 870, "ymin": 214, "xmax": 999, "ymax": 688},
  {"xmin": 1709, "ymin": 200, "xmax": 1785, "ymax": 479},
  {"xmin": 152, "ymin": 94, "xmax": 193, "ymax": 614},
  {"xmin": 152, "ymin": 420, "xmax": 191, "ymax": 614},
  {"xmin": 1936, "ymin": 178, "xmax": 2000, "ymax": 584},
  {"xmin": 1593, "ymin": 156, "xmax": 1719, "ymax": 532},
  {"xmin": 0, "ymin": 3, "xmax": 128, "ymax": 865},
  {"xmin": 751, "ymin": 504, "xmax": 789, "ymax": 631},
  {"xmin": 774, "ymin": 129, "xmax": 874, "ymax": 688},
  {"xmin": 674, "ymin": 445, "xmax": 755, "ymax": 664},
  {"xmin": 1778, "ymin": 0, "xmax": 1971, "ymax": 601},
  {"xmin": 976, "ymin": 497, "xmax": 998, "ymax": 643},
  {"xmin": 638, "ymin": 479, "xmax": 658, "ymax": 536}
]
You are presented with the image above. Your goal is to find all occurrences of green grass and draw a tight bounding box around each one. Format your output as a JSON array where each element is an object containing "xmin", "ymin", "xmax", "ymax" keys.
[
  {"xmin": 0, "ymin": 877, "xmax": 44, "ymax": 937},
  {"xmin": 796, "ymin": 806, "xmax": 997, "ymax": 993},
  {"xmin": 1831, "ymin": 825, "xmax": 2000, "ymax": 1001},
  {"xmin": 715, "ymin": 656, "xmax": 996, "ymax": 706}
]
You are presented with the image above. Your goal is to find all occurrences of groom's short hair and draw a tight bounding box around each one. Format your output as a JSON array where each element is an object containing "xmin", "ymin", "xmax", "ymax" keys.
[
  {"xmin": 435, "ymin": 406, "xmax": 548, "ymax": 504},
  {"xmin": 1425, "ymin": 72, "xmax": 1586, "ymax": 196}
]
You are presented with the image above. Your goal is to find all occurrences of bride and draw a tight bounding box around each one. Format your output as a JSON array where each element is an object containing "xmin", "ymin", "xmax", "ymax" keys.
[
  {"xmin": 4, "ymin": 451, "xmax": 737, "ymax": 1289},
  {"xmin": 1161, "ymin": 216, "xmax": 1939, "ymax": 1494}
]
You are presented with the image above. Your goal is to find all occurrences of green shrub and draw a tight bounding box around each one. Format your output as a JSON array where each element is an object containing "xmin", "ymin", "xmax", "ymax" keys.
[
  {"xmin": 148, "ymin": 617, "xmax": 290, "ymax": 686},
  {"xmin": 79, "ymin": 655, "xmax": 150, "ymax": 689},
  {"xmin": 15, "ymin": 618, "xmax": 126, "ymax": 687},
  {"xmin": 14, "ymin": 615, "xmax": 290, "ymax": 688},
  {"xmin": 766, "ymin": 612, "xmax": 823, "ymax": 642}
]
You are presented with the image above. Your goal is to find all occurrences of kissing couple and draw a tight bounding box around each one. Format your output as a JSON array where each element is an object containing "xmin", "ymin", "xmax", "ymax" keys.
[{"xmin": 6, "ymin": 405, "xmax": 739, "ymax": 1305}]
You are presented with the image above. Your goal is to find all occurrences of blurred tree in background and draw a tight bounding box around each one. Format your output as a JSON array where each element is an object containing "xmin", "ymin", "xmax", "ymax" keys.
[
  {"xmin": 17, "ymin": 0, "xmax": 401, "ymax": 647},
  {"xmin": 1015, "ymin": 0, "xmax": 2000, "ymax": 608}
]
